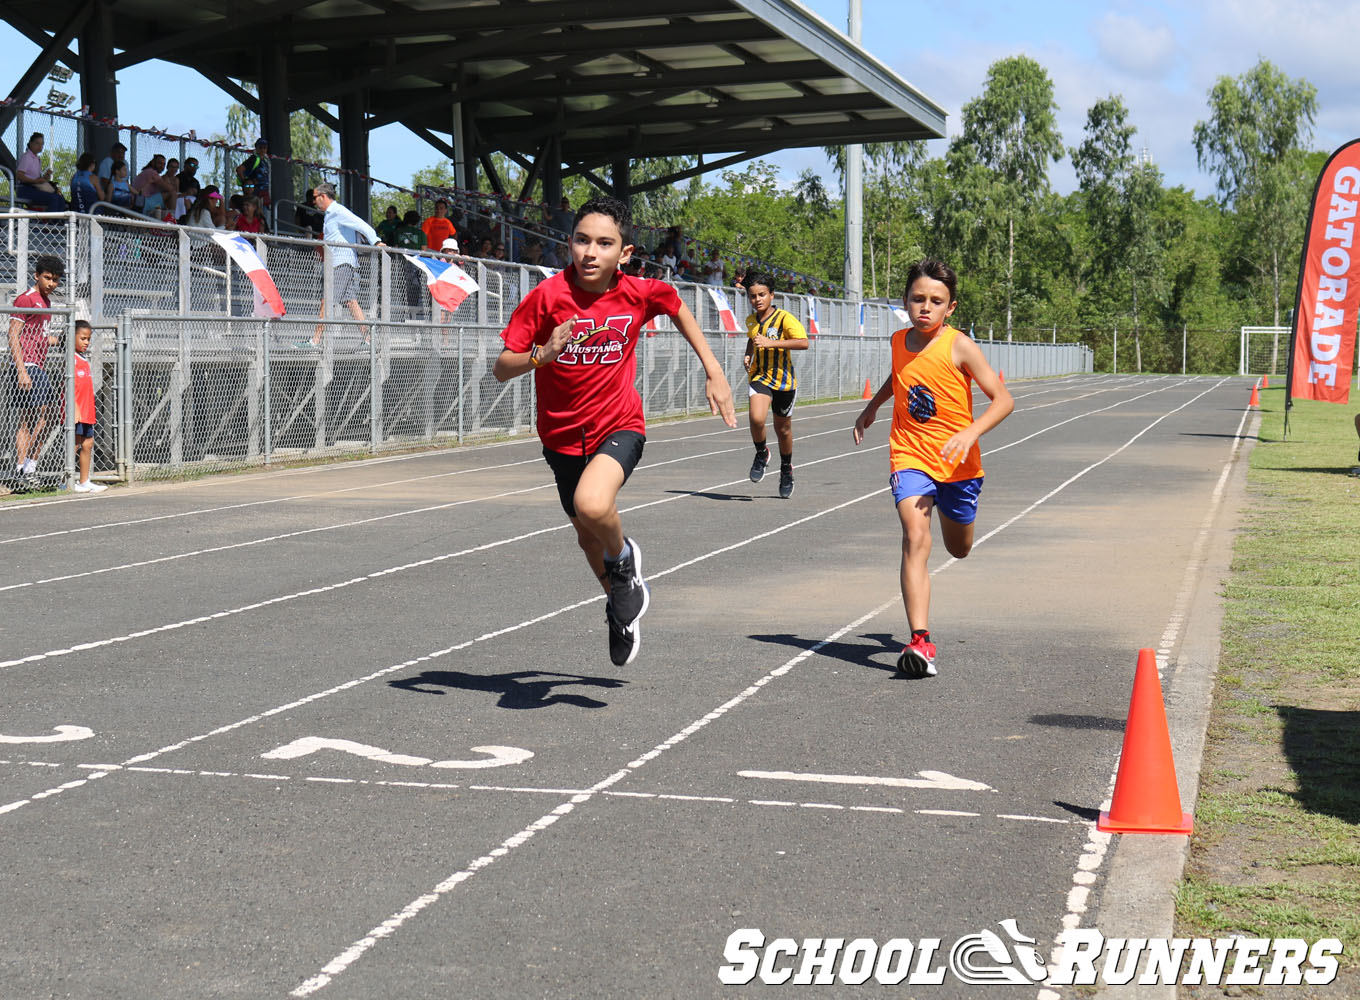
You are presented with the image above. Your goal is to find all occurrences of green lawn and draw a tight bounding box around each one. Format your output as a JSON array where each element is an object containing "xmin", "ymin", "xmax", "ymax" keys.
[{"xmin": 1176, "ymin": 387, "xmax": 1360, "ymax": 974}]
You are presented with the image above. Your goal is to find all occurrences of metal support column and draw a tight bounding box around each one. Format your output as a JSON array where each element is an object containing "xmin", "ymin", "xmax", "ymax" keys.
[{"xmin": 260, "ymin": 43, "xmax": 295, "ymax": 212}]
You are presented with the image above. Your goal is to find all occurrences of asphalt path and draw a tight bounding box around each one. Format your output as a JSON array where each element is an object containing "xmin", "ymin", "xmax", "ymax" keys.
[{"xmin": 0, "ymin": 374, "xmax": 1255, "ymax": 999}]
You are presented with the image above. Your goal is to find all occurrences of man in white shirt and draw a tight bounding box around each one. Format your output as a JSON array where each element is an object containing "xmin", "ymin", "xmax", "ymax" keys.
[
  {"xmin": 306, "ymin": 183, "xmax": 385, "ymax": 347},
  {"xmin": 703, "ymin": 247, "xmax": 726, "ymax": 286}
]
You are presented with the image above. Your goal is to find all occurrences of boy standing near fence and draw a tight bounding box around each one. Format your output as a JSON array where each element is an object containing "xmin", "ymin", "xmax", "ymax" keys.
[
  {"xmin": 71, "ymin": 321, "xmax": 106, "ymax": 493},
  {"xmin": 493, "ymin": 197, "xmax": 737, "ymax": 666},
  {"xmin": 852, "ymin": 260, "xmax": 1013, "ymax": 678},
  {"xmin": 7, "ymin": 255, "xmax": 64, "ymax": 493},
  {"xmin": 742, "ymin": 270, "xmax": 808, "ymax": 498}
]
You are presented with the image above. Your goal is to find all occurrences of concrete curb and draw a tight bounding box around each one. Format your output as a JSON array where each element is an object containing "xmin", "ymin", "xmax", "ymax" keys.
[{"xmin": 1091, "ymin": 412, "xmax": 1259, "ymax": 999}]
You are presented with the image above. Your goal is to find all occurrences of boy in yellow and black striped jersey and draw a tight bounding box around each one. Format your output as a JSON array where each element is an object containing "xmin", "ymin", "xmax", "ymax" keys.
[{"xmin": 742, "ymin": 272, "xmax": 809, "ymax": 498}]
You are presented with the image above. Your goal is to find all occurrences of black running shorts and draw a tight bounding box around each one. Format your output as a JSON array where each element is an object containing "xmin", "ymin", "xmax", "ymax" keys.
[{"xmin": 542, "ymin": 429, "xmax": 646, "ymax": 518}]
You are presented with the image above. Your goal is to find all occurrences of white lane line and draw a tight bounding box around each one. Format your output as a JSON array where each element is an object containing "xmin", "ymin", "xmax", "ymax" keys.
[
  {"xmin": 1039, "ymin": 384, "xmax": 1254, "ymax": 1000},
  {"xmin": 0, "ymin": 424, "xmax": 854, "ymax": 595},
  {"xmin": 0, "ymin": 759, "xmax": 1074, "ymax": 825},
  {"xmin": 1, "ymin": 374, "xmax": 1218, "ymax": 832},
  {"xmin": 0, "ymin": 770, "xmax": 111, "ymax": 816},
  {"xmin": 291, "ymin": 381, "xmax": 1232, "ymax": 996},
  {"xmin": 738, "ymin": 769, "xmax": 992, "ymax": 791}
]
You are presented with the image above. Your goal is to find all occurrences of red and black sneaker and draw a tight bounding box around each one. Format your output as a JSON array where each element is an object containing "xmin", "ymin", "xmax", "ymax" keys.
[{"xmin": 896, "ymin": 634, "xmax": 938, "ymax": 678}]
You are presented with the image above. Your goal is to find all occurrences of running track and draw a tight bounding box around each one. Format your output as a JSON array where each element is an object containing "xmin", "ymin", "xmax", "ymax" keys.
[{"xmin": 0, "ymin": 374, "xmax": 1253, "ymax": 999}]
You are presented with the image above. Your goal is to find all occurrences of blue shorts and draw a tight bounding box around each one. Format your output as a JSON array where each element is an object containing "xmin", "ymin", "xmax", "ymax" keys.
[
  {"xmin": 890, "ymin": 468, "xmax": 983, "ymax": 525},
  {"xmin": 75, "ymin": 422, "xmax": 96, "ymax": 438},
  {"xmin": 9, "ymin": 364, "xmax": 53, "ymax": 413}
]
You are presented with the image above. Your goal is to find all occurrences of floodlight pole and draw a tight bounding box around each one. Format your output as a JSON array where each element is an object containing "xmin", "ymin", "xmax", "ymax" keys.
[{"xmin": 844, "ymin": 0, "xmax": 863, "ymax": 302}]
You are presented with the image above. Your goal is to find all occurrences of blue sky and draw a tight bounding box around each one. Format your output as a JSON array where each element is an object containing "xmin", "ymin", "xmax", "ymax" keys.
[{"xmin": 4, "ymin": 0, "xmax": 1357, "ymax": 199}]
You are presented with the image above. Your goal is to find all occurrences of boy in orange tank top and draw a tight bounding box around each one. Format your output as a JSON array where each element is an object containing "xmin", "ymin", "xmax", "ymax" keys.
[{"xmin": 852, "ymin": 260, "xmax": 1013, "ymax": 677}]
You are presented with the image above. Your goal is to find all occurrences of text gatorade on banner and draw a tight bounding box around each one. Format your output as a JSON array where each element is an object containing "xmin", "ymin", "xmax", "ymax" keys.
[{"xmin": 1288, "ymin": 139, "xmax": 1360, "ymax": 405}]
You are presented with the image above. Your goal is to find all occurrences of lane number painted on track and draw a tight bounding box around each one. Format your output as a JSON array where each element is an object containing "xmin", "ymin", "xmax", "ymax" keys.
[
  {"xmin": 0, "ymin": 725, "xmax": 95, "ymax": 744},
  {"xmin": 739, "ymin": 769, "xmax": 992, "ymax": 791},
  {"xmin": 261, "ymin": 736, "xmax": 533, "ymax": 769}
]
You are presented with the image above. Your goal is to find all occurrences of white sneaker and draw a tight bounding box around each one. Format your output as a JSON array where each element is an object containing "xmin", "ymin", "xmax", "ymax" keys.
[
  {"xmin": 73, "ymin": 481, "xmax": 106, "ymax": 493},
  {"xmin": 21, "ymin": 459, "xmax": 36, "ymax": 474}
]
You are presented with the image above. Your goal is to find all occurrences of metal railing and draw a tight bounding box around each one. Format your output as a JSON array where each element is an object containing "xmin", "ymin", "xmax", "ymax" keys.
[{"xmin": 2, "ymin": 211, "xmax": 1093, "ymax": 484}]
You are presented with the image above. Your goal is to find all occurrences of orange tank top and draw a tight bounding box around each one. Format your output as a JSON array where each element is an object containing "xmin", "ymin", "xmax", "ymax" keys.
[{"xmin": 888, "ymin": 325, "xmax": 983, "ymax": 482}]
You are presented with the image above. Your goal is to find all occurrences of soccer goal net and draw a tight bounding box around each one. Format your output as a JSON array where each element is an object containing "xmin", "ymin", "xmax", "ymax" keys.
[{"xmin": 1239, "ymin": 326, "xmax": 1290, "ymax": 376}]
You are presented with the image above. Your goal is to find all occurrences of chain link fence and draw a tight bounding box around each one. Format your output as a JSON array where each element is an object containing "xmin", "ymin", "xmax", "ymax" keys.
[{"xmin": 4, "ymin": 211, "xmax": 1093, "ymax": 486}]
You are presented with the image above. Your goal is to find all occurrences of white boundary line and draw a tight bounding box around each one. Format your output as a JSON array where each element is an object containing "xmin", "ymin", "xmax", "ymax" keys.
[
  {"xmin": 1035, "ymin": 392, "xmax": 1253, "ymax": 1000},
  {"xmin": 0, "ymin": 379, "xmax": 1194, "ymax": 652},
  {"xmin": 288, "ymin": 379, "xmax": 1234, "ymax": 996}
]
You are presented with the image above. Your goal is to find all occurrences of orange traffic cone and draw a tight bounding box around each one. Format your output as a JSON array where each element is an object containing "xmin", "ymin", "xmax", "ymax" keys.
[
  {"xmin": 862, "ymin": 378, "xmax": 873, "ymax": 399},
  {"xmin": 1098, "ymin": 649, "xmax": 1193, "ymax": 834},
  {"xmin": 1249, "ymin": 384, "xmax": 1260, "ymax": 407},
  {"xmin": 1262, "ymin": 374, "xmax": 1269, "ymax": 389}
]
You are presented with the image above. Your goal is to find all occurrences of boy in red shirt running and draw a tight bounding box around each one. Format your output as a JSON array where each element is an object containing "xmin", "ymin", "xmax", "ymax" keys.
[
  {"xmin": 71, "ymin": 321, "xmax": 106, "ymax": 493},
  {"xmin": 852, "ymin": 259, "xmax": 1013, "ymax": 678},
  {"xmin": 7, "ymin": 255, "xmax": 64, "ymax": 492},
  {"xmin": 494, "ymin": 197, "xmax": 737, "ymax": 665}
]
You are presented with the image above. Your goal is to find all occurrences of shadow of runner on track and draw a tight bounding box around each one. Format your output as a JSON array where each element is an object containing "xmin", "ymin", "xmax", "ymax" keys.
[
  {"xmin": 389, "ymin": 669, "xmax": 626, "ymax": 709},
  {"xmin": 663, "ymin": 489, "xmax": 755, "ymax": 501},
  {"xmin": 749, "ymin": 632, "xmax": 904, "ymax": 675}
]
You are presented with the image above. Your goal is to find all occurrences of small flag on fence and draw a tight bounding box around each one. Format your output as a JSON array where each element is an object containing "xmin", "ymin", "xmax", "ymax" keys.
[
  {"xmin": 405, "ymin": 254, "xmax": 480, "ymax": 312},
  {"xmin": 211, "ymin": 232, "xmax": 285, "ymax": 318},
  {"xmin": 858, "ymin": 302, "xmax": 866, "ymax": 336},
  {"xmin": 806, "ymin": 295, "xmax": 820, "ymax": 337},
  {"xmin": 706, "ymin": 286, "xmax": 740, "ymax": 333}
]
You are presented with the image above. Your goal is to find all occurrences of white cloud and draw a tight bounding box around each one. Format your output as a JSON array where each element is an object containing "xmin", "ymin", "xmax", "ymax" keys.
[{"xmin": 1093, "ymin": 13, "xmax": 1178, "ymax": 78}]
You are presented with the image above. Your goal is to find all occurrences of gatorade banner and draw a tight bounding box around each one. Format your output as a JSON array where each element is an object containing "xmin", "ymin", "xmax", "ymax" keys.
[{"xmin": 1287, "ymin": 138, "xmax": 1360, "ymax": 405}]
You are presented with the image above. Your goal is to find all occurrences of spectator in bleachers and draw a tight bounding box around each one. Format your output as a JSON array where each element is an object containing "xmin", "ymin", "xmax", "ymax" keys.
[
  {"xmin": 225, "ymin": 194, "xmax": 243, "ymax": 229},
  {"xmin": 422, "ymin": 199, "xmax": 457, "ymax": 251},
  {"xmin": 549, "ymin": 197, "xmax": 573, "ymax": 237},
  {"xmin": 295, "ymin": 187, "xmax": 325, "ymax": 236},
  {"xmin": 703, "ymin": 247, "xmax": 727, "ymax": 286},
  {"xmin": 540, "ymin": 239, "xmax": 564, "ymax": 270},
  {"xmin": 658, "ymin": 239, "xmax": 678, "ymax": 274},
  {"xmin": 69, "ymin": 153, "xmax": 103, "ymax": 213},
  {"xmin": 376, "ymin": 205, "xmax": 401, "ymax": 244},
  {"xmin": 107, "ymin": 160, "xmax": 134, "ymax": 209},
  {"xmin": 235, "ymin": 196, "xmax": 265, "ymax": 234},
  {"xmin": 306, "ymin": 181, "xmax": 384, "ymax": 348},
  {"xmin": 184, "ymin": 187, "xmax": 222, "ymax": 229},
  {"xmin": 162, "ymin": 158, "xmax": 182, "ymax": 217},
  {"xmin": 131, "ymin": 155, "xmax": 173, "ymax": 216},
  {"xmin": 98, "ymin": 141, "xmax": 127, "ymax": 191},
  {"xmin": 15, "ymin": 133, "xmax": 67, "ymax": 211},
  {"xmin": 175, "ymin": 173, "xmax": 200, "ymax": 221},
  {"xmin": 392, "ymin": 210, "xmax": 427, "ymax": 316},
  {"xmin": 475, "ymin": 236, "xmax": 494, "ymax": 259},
  {"xmin": 236, "ymin": 138, "xmax": 271, "ymax": 207},
  {"xmin": 517, "ymin": 238, "xmax": 544, "ymax": 267}
]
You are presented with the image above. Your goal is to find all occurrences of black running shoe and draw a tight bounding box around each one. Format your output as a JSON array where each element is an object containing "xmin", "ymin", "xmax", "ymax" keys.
[
  {"xmin": 606, "ymin": 536, "xmax": 650, "ymax": 626},
  {"xmin": 778, "ymin": 466, "xmax": 794, "ymax": 499},
  {"xmin": 749, "ymin": 446, "xmax": 769, "ymax": 483},
  {"xmin": 606, "ymin": 601, "xmax": 641, "ymax": 666}
]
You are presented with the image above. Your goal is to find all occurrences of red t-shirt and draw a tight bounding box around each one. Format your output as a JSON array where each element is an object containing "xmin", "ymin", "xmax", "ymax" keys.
[
  {"xmin": 11, "ymin": 288, "xmax": 53, "ymax": 367},
  {"xmin": 501, "ymin": 267, "xmax": 681, "ymax": 454},
  {"xmin": 74, "ymin": 351, "xmax": 95, "ymax": 424}
]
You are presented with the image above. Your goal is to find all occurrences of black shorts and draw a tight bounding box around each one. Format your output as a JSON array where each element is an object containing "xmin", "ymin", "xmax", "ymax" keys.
[
  {"xmin": 749, "ymin": 381, "xmax": 797, "ymax": 417},
  {"xmin": 542, "ymin": 430, "xmax": 645, "ymax": 518}
]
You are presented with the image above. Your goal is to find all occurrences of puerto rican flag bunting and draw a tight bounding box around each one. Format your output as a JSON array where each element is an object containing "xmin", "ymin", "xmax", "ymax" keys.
[
  {"xmin": 211, "ymin": 232, "xmax": 285, "ymax": 318},
  {"xmin": 405, "ymin": 254, "xmax": 480, "ymax": 312},
  {"xmin": 706, "ymin": 286, "xmax": 740, "ymax": 333},
  {"xmin": 805, "ymin": 295, "xmax": 820, "ymax": 337}
]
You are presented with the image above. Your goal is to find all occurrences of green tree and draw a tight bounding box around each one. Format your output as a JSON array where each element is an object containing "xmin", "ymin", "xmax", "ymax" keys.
[
  {"xmin": 946, "ymin": 55, "xmax": 1064, "ymax": 337},
  {"xmin": 220, "ymin": 82, "xmax": 336, "ymax": 203},
  {"xmin": 1192, "ymin": 59, "xmax": 1318, "ymax": 326},
  {"xmin": 1072, "ymin": 95, "xmax": 1166, "ymax": 370}
]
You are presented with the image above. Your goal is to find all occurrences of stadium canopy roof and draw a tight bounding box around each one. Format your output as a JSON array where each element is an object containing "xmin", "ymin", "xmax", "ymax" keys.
[{"xmin": 5, "ymin": 0, "xmax": 946, "ymax": 199}]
